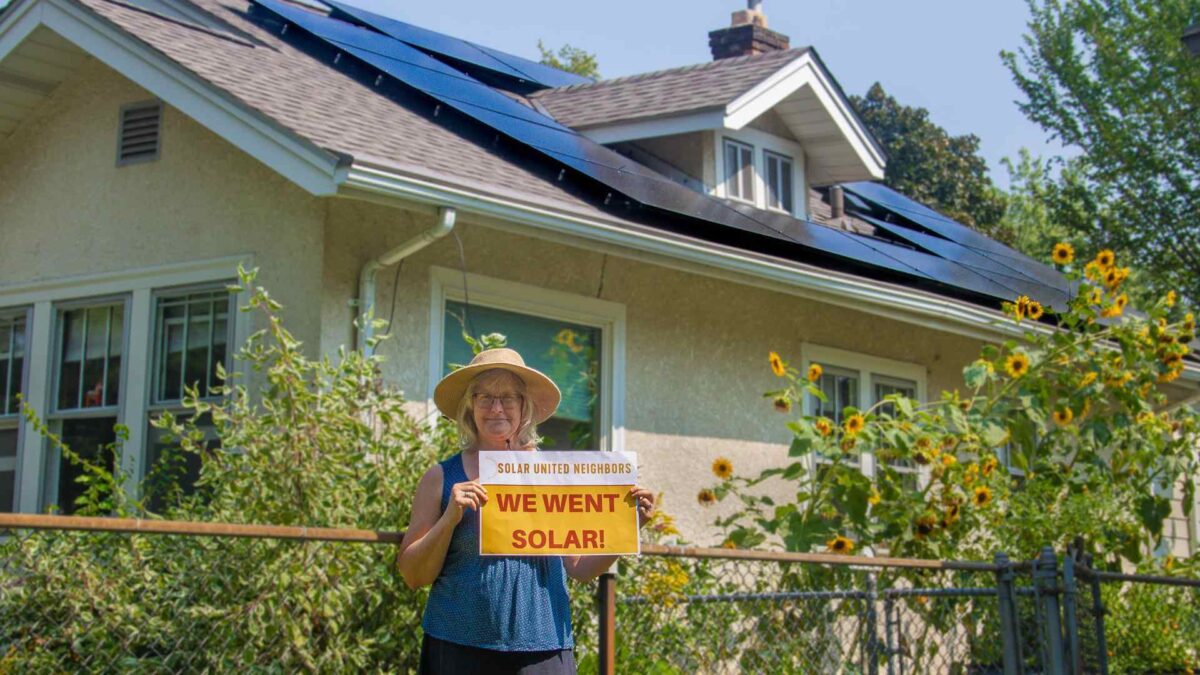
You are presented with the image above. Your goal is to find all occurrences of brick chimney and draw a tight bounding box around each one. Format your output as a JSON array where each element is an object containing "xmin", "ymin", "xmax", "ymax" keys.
[{"xmin": 709, "ymin": 1, "xmax": 790, "ymax": 60}]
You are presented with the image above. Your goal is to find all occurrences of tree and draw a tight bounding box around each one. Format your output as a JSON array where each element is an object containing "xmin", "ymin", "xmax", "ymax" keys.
[
  {"xmin": 537, "ymin": 40, "xmax": 600, "ymax": 79},
  {"xmin": 850, "ymin": 83, "xmax": 1008, "ymax": 239},
  {"xmin": 1002, "ymin": 0, "xmax": 1200, "ymax": 302}
]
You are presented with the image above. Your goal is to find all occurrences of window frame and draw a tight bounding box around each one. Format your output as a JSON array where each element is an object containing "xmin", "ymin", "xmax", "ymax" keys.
[
  {"xmin": 715, "ymin": 129, "xmax": 808, "ymax": 217},
  {"xmin": 427, "ymin": 267, "xmax": 626, "ymax": 453},
  {"xmin": 0, "ymin": 307, "xmax": 31, "ymax": 512},
  {"xmin": 721, "ymin": 138, "xmax": 756, "ymax": 205},
  {"xmin": 147, "ymin": 283, "xmax": 237, "ymax": 410},
  {"xmin": 763, "ymin": 150, "xmax": 795, "ymax": 214},
  {"xmin": 801, "ymin": 343, "xmax": 928, "ymax": 484}
]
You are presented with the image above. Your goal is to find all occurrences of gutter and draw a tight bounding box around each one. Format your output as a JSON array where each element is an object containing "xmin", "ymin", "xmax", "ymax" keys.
[
  {"xmin": 356, "ymin": 206, "xmax": 456, "ymax": 354},
  {"xmin": 338, "ymin": 160, "xmax": 1200, "ymax": 384}
]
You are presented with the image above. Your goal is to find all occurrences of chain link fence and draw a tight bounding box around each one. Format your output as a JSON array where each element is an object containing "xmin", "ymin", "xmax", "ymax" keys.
[{"xmin": 0, "ymin": 515, "xmax": 1197, "ymax": 673}]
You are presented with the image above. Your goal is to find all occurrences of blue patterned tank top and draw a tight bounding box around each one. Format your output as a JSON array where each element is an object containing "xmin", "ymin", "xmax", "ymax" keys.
[{"xmin": 421, "ymin": 452, "xmax": 574, "ymax": 651}]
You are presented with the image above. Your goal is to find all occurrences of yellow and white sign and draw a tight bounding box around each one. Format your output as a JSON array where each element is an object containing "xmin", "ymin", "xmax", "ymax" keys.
[{"xmin": 479, "ymin": 451, "xmax": 640, "ymax": 557}]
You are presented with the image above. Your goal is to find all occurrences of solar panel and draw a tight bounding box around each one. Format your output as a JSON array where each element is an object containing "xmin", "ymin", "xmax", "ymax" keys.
[
  {"xmin": 252, "ymin": 0, "xmax": 1066, "ymax": 308},
  {"xmin": 323, "ymin": 0, "xmax": 590, "ymax": 89}
]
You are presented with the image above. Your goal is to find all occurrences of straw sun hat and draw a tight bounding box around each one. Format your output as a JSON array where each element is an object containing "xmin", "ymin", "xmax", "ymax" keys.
[{"xmin": 433, "ymin": 348, "xmax": 562, "ymax": 423}]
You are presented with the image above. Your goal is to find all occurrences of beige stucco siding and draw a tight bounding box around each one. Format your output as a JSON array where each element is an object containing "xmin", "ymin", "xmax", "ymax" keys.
[
  {"xmin": 0, "ymin": 59, "xmax": 325, "ymax": 352},
  {"xmin": 321, "ymin": 200, "xmax": 988, "ymax": 541}
]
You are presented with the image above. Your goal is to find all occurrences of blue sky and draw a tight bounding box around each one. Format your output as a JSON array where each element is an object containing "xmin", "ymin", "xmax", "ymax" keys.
[{"xmin": 0, "ymin": 0, "xmax": 1071, "ymax": 187}]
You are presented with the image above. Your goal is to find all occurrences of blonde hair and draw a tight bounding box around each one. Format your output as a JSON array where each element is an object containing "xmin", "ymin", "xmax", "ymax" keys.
[{"xmin": 455, "ymin": 369, "xmax": 539, "ymax": 450}]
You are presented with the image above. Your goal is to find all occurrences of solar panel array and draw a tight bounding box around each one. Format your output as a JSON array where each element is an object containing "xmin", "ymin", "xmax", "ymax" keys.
[{"xmin": 250, "ymin": 0, "xmax": 1071, "ymax": 312}]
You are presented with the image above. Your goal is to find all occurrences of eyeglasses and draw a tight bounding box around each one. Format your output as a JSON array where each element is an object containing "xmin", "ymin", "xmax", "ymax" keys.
[{"xmin": 474, "ymin": 393, "xmax": 523, "ymax": 409}]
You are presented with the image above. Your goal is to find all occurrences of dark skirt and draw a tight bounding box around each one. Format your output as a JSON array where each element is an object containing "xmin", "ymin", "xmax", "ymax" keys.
[{"xmin": 419, "ymin": 634, "xmax": 577, "ymax": 675}]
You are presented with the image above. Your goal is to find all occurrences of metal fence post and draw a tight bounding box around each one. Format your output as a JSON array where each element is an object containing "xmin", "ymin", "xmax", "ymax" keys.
[
  {"xmin": 1033, "ymin": 546, "xmax": 1067, "ymax": 675},
  {"xmin": 1060, "ymin": 552, "xmax": 1082, "ymax": 674},
  {"xmin": 994, "ymin": 552, "xmax": 1024, "ymax": 675},
  {"xmin": 1083, "ymin": 553, "xmax": 1110, "ymax": 675},
  {"xmin": 598, "ymin": 571, "xmax": 617, "ymax": 675}
]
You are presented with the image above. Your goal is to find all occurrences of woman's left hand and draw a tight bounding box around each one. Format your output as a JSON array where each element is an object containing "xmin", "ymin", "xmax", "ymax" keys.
[{"xmin": 628, "ymin": 486, "xmax": 656, "ymax": 528}]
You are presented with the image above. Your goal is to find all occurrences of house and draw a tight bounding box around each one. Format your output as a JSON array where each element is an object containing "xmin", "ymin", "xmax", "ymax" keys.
[{"xmin": 0, "ymin": 0, "xmax": 1196, "ymax": 554}]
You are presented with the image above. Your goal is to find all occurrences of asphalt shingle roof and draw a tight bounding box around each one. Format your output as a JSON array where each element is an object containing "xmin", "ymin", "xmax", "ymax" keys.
[{"xmin": 530, "ymin": 47, "xmax": 810, "ymax": 129}]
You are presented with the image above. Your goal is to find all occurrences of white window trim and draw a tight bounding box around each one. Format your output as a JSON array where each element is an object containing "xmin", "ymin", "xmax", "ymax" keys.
[
  {"xmin": 720, "ymin": 138, "xmax": 756, "ymax": 206},
  {"xmin": 714, "ymin": 129, "xmax": 808, "ymax": 218},
  {"xmin": 427, "ymin": 266, "xmax": 626, "ymax": 453},
  {"xmin": 763, "ymin": 150, "xmax": 795, "ymax": 215},
  {"xmin": 801, "ymin": 343, "xmax": 927, "ymax": 483},
  {"xmin": 0, "ymin": 255, "xmax": 252, "ymax": 512}
]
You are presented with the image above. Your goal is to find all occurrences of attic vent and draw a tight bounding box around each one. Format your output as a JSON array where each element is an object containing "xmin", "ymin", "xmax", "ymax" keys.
[{"xmin": 117, "ymin": 101, "xmax": 162, "ymax": 166}]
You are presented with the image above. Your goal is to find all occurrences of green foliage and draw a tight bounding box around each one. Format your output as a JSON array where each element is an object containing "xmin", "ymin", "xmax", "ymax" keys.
[
  {"xmin": 850, "ymin": 83, "xmax": 1008, "ymax": 239},
  {"xmin": 713, "ymin": 249, "xmax": 1200, "ymax": 571},
  {"xmin": 0, "ymin": 266, "xmax": 459, "ymax": 671},
  {"xmin": 537, "ymin": 40, "xmax": 600, "ymax": 79},
  {"xmin": 1002, "ymin": 0, "xmax": 1200, "ymax": 302}
]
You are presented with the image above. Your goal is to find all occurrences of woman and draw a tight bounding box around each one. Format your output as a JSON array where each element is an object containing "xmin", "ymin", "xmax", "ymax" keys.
[{"xmin": 398, "ymin": 348, "xmax": 655, "ymax": 674}]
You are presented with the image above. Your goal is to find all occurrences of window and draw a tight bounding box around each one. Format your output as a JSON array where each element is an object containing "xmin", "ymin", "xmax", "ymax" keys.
[
  {"xmin": 764, "ymin": 151, "xmax": 794, "ymax": 214},
  {"xmin": 45, "ymin": 301, "xmax": 127, "ymax": 513},
  {"xmin": 811, "ymin": 366, "xmax": 861, "ymax": 468},
  {"xmin": 723, "ymin": 139, "xmax": 755, "ymax": 203},
  {"xmin": 442, "ymin": 301, "xmax": 601, "ymax": 450},
  {"xmin": 0, "ymin": 311, "xmax": 28, "ymax": 512},
  {"xmin": 144, "ymin": 288, "xmax": 233, "ymax": 506},
  {"xmin": 873, "ymin": 375, "xmax": 920, "ymax": 491}
]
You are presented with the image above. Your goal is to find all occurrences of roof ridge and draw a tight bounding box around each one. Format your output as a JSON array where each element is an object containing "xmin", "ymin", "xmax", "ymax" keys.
[
  {"xmin": 531, "ymin": 46, "xmax": 809, "ymax": 97},
  {"xmin": 97, "ymin": 0, "xmax": 258, "ymax": 47}
]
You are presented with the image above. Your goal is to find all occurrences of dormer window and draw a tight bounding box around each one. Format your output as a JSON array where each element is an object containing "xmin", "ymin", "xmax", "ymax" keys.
[
  {"xmin": 723, "ymin": 139, "xmax": 755, "ymax": 203},
  {"xmin": 764, "ymin": 151, "xmax": 794, "ymax": 213}
]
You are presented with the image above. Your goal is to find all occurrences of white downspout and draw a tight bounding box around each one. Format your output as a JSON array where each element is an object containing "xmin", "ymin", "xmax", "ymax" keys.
[{"xmin": 357, "ymin": 206, "xmax": 457, "ymax": 354}]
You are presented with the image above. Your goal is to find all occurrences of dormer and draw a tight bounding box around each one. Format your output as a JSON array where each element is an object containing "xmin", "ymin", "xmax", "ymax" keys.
[{"xmin": 531, "ymin": 1, "xmax": 886, "ymax": 220}]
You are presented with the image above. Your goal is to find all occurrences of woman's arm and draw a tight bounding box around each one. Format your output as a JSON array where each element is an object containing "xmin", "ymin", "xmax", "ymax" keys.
[
  {"xmin": 396, "ymin": 465, "xmax": 488, "ymax": 589},
  {"xmin": 563, "ymin": 486, "xmax": 656, "ymax": 583}
]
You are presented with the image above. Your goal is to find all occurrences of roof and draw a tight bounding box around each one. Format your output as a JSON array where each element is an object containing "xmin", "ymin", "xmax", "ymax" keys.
[
  {"xmin": 0, "ymin": 0, "xmax": 1071, "ymax": 315},
  {"xmin": 530, "ymin": 48, "xmax": 810, "ymax": 129}
]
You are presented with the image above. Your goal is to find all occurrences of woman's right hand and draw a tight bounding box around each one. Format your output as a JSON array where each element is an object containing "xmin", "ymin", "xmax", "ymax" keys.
[{"xmin": 444, "ymin": 480, "xmax": 488, "ymax": 524}]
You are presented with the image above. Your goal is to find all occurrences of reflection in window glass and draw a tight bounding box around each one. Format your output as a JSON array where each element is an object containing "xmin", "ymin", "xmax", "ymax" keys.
[
  {"xmin": 57, "ymin": 304, "xmax": 123, "ymax": 411},
  {"xmin": 443, "ymin": 301, "xmax": 601, "ymax": 449},
  {"xmin": 765, "ymin": 151, "xmax": 794, "ymax": 213},
  {"xmin": 52, "ymin": 417, "xmax": 117, "ymax": 514},
  {"xmin": 724, "ymin": 140, "xmax": 755, "ymax": 203},
  {"xmin": 153, "ymin": 290, "xmax": 231, "ymax": 404},
  {"xmin": 811, "ymin": 367, "xmax": 860, "ymax": 467}
]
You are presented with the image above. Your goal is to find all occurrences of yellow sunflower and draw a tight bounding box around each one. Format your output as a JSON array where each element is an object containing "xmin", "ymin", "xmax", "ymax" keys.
[
  {"xmin": 773, "ymin": 396, "xmax": 792, "ymax": 413},
  {"xmin": 1160, "ymin": 366, "xmax": 1184, "ymax": 384},
  {"xmin": 1095, "ymin": 249, "xmax": 1115, "ymax": 269},
  {"xmin": 826, "ymin": 535, "xmax": 855, "ymax": 555},
  {"xmin": 982, "ymin": 456, "xmax": 999, "ymax": 477},
  {"xmin": 868, "ymin": 488, "xmax": 882, "ymax": 506},
  {"xmin": 1084, "ymin": 261, "xmax": 1103, "ymax": 282},
  {"xmin": 1053, "ymin": 406, "xmax": 1074, "ymax": 426},
  {"xmin": 973, "ymin": 486, "xmax": 994, "ymax": 508},
  {"xmin": 941, "ymin": 454, "xmax": 957, "ymax": 468},
  {"xmin": 1114, "ymin": 293, "xmax": 1128, "ymax": 311},
  {"xmin": 1166, "ymin": 290, "xmax": 1177, "ymax": 308},
  {"xmin": 769, "ymin": 351, "xmax": 786, "ymax": 377},
  {"xmin": 1026, "ymin": 300, "xmax": 1045, "ymax": 320},
  {"xmin": 844, "ymin": 414, "xmax": 866, "ymax": 436},
  {"xmin": 1079, "ymin": 372, "xmax": 1097, "ymax": 388},
  {"xmin": 1051, "ymin": 242, "xmax": 1074, "ymax": 265},
  {"xmin": 915, "ymin": 514, "xmax": 938, "ymax": 538},
  {"xmin": 697, "ymin": 489, "xmax": 717, "ymax": 506},
  {"xmin": 712, "ymin": 457, "xmax": 734, "ymax": 480},
  {"xmin": 1005, "ymin": 353, "xmax": 1031, "ymax": 378},
  {"xmin": 813, "ymin": 417, "xmax": 834, "ymax": 437},
  {"xmin": 721, "ymin": 539, "xmax": 737, "ymax": 549},
  {"xmin": 1088, "ymin": 287, "xmax": 1103, "ymax": 305},
  {"xmin": 807, "ymin": 363, "xmax": 823, "ymax": 383}
]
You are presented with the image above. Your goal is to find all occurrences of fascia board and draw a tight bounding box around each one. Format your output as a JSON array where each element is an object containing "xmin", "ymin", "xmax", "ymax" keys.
[
  {"xmin": 2, "ymin": 0, "xmax": 342, "ymax": 195},
  {"xmin": 724, "ymin": 53, "xmax": 886, "ymax": 180},
  {"xmin": 579, "ymin": 109, "xmax": 726, "ymax": 144}
]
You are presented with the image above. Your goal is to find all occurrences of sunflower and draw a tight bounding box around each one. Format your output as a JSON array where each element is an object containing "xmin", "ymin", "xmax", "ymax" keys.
[
  {"xmin": 1088, "ymin": 287, "xmax": 1103, "ymax": 305},
  {"xmin": 941, "ymin": 454, "xmax": 957, "ymax": 468},
  {"xmin": 807, "ymin": 363, "xmax": 823, "ymax": 383},
  {"xmin": 1005, "ymin": 353, "xmax": 1031, "ymax": 378},
  {"xmin": 1095, "ymin": 249, "xmax": 1115, "ymax": 269},
  {"xmin": 982, "ymin": 456, "xmax": 999, "ymax": 477},
  {"xmin": 913, "ymin": 450, "xmax": 932, "ymax": 466},
  {"xmin": 1051, "ymin": 242, "xmax": 1074, "ymax": 265},
  {"xmin": 712, "ymin": 457, "xmax": 734, "ymax": 480},
  {"xmin": 1052, "ymin": 406, "xmax": 1074, "ymax": 426},
  {"xmin": 1079, "ymin": 372, "xmax": 1098, "ymax": 388},
  {"xmin": 826, "ymin": 535, "xmax": 854, "ymax": 555},
  {"xmin": 1104, "ymin": 267, "xmax": 1121, "ymax": 289},
  {"xmin": 1166, "ymin": 290, "xmax": 1177, "ymax": 308},
  {"xmin": 943, "ymin": 502, "xmax": 962, "ymax": 526},
  {"xmin": 1114, "ymin": 293, "xmax": 1128, "ymax": 311},
  {"xmin": 840, "ymin": 437, "xmax": 857, "ymax": 453},
  {"xmin": 1163, "ymin": 352, "xmax": 1184, "ymax": 366},
  {"xmin": 973, "ymin": 486, "xmax": 994, "ymax": 508},
  {"xmin": 697, "ymin": 489, "xmax": 717, "ymax": 506},
  {"xmin": 1084, "ymin": 261, "xmax": 1103, "ymax": 282},
  {"xmin": 1160, "ymin": 366, "xmax": 1184, "ymax": 384},
  {"xmin": 773, "ymin": 397, "xmax": 792, "ymax": 413},
  {"xmin": 843, "ymin": 414, "xmax": 866, "ymax": 436},
  {"xmin": 721, "ymin": 539, "xmax": 737, "ymax": 550},
  {"xmin": 868, "ymin": 488, "xmax": 882, "ymax": 506},
  {"xmin": 813, "ymin": 417, "xmax": 834, "ymax": 437},
  {"xmin": 915, "ymin": 514, "xmax": 938, "ymax": 538},
  {"xmin": 1136, "ymin": 411, "xmax": 1156, "ymax": 426},
  {"xmin": 769, "ymin": 351, "xmax": 786, "ymax": 377},
  {"xmin": 1026, "ymin": 300, "xmax": 1045, "ymax": 320}
]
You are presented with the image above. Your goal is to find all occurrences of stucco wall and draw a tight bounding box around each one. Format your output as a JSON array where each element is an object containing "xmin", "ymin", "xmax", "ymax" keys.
[
  {"xmin": 0, "ymin": 59, "xmax": 325, "ymax": 351},
  {"xmin": 321, "ymin": 200, "xmax": 992, "ymax": 543}
]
